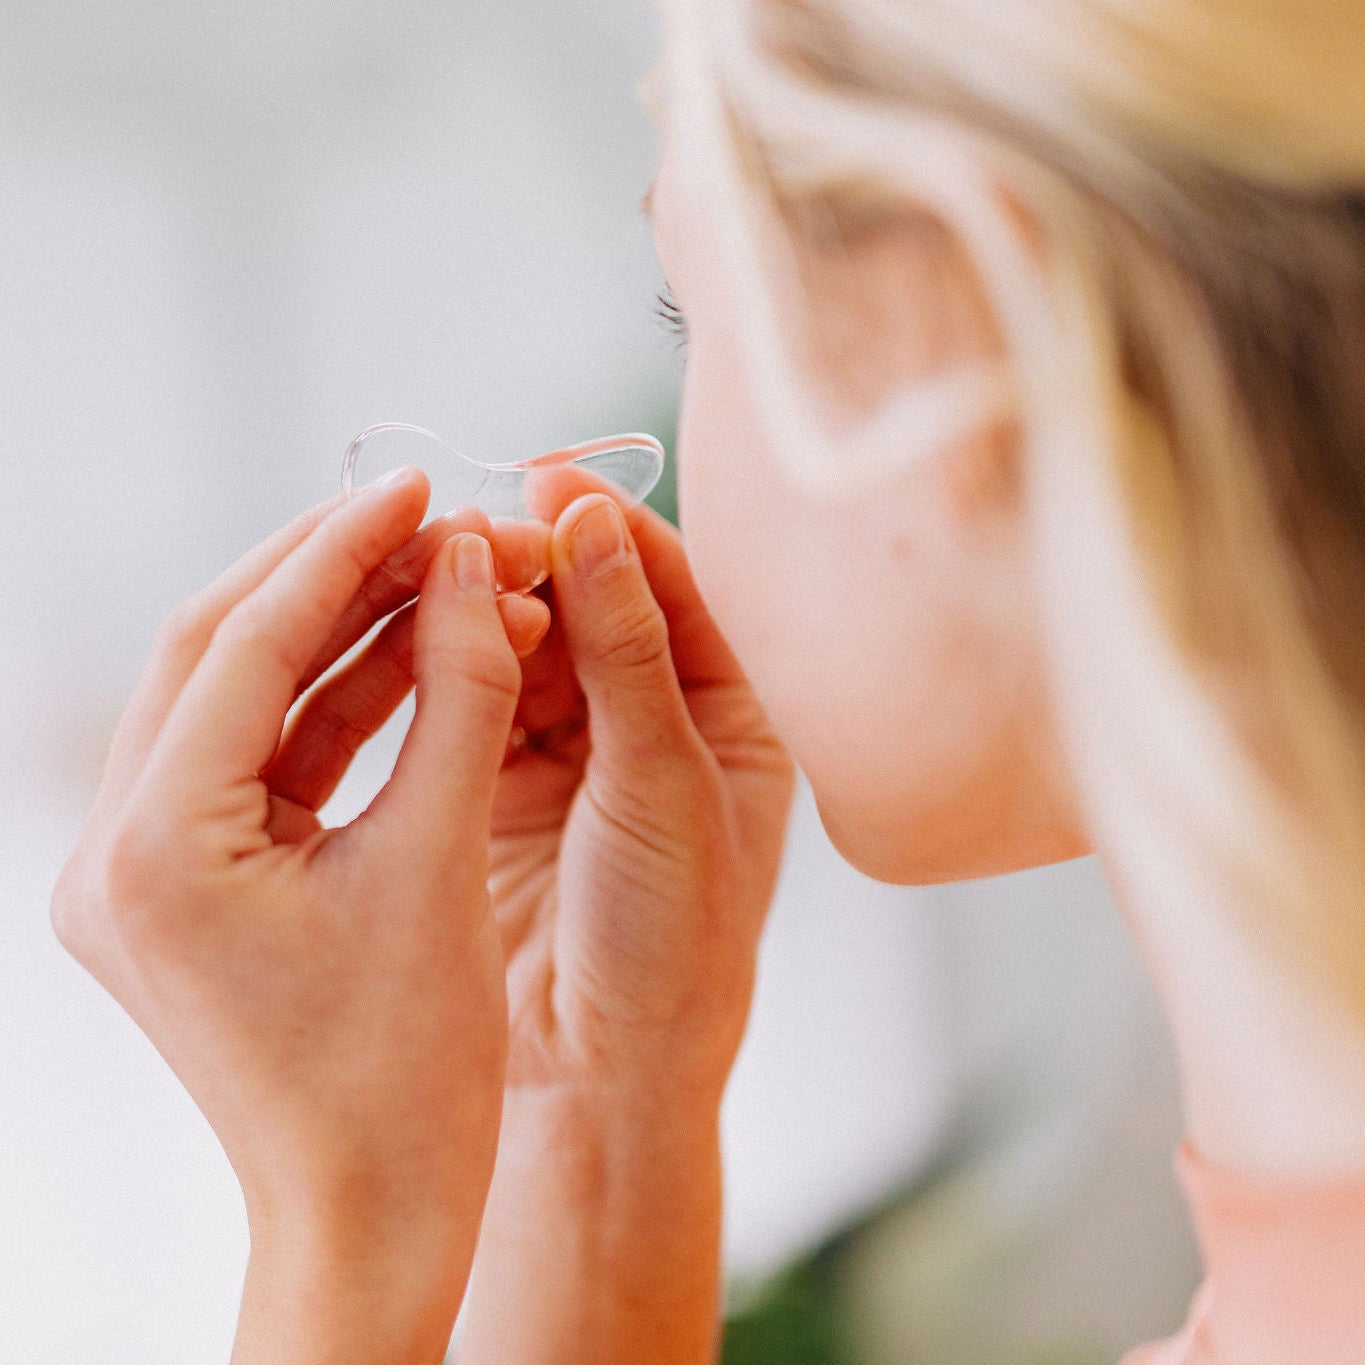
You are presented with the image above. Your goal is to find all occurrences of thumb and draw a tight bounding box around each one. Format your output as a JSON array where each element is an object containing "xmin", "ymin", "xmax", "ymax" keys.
[
  {"xmin": 549, "ymin": 494, "xmax": 700, "ymax": 766},
  {"xmin": 367, "ymin": 533, "xmax": 522, "ymax": 859}
]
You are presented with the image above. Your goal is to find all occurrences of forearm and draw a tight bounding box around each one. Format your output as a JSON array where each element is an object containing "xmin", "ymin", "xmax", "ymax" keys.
[{"xmin": 453, "ymin": 1085, "xmax": 725, "ymax": 1364}]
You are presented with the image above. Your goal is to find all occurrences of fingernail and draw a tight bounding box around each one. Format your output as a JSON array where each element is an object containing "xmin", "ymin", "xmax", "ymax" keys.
[
  {"xmin": 570, "ymin": 501, "xmax": 628, "ymax": 578},
  {"xmin": 453, "ymin": 534, "xmax": 494, "ymax": 590}
]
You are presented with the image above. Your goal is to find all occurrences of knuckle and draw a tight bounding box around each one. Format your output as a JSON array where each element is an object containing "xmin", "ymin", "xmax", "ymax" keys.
[
  {"xmin": 49, "ymin": 857, "xmax": 91, "ymax": 956},
  {"xmin": 427, "ymin": 636, "xmax": 522, "ymax": 706},
  {"xmin": 463, "ymin": 651, "xmax": 524, "ymax": 708},
  {"xmin": 587, "ymin": 598, "xmax": 672, "ymax": 678},
  {"xmin": 365, "ymin": 547, "xmax": 416, "ymax": 602},
  {"xmin": 51, "ymin": 815, "xmax": 167, "ymax": 962},
  {"xmin": 221, "ymin": 596, "xmax": 309, "ymax": 678},
  {"xmin": 101, "ymin": 818, "xmax": 167, "ymax": 933},
  {"xmin": 340, "ymin": 529, "xmax": 383, "ymax": 585},
  {"xmin": 101, "ymin": 808, "xmax": 191, "ymax": 950},
  {"xmin": 314, "ymin": 698, "xmax": 377, "ymax": 755},
  {"xmin": 153, "ymin": 602, "xmax": 210, "ymax": 668}
]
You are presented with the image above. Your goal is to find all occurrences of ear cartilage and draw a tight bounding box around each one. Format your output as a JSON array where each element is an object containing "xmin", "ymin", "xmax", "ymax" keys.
[{"xmin": 341, "ymin": 423, "xmax": 666, "ymax": 522}]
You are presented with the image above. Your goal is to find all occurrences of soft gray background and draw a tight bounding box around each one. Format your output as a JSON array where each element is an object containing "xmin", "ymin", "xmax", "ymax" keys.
[{"xmin": 0, "ymin": 2, "xmax": 1197, "ymax": 1359}]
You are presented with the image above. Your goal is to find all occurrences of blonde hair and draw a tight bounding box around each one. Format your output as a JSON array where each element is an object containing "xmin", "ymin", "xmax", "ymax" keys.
[{"xmin": 662, "ymin": 0, "xmax": 1365, "ymax": 1013}]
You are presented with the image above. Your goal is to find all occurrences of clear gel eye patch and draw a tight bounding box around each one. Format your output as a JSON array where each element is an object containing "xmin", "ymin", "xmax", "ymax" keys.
[{"xmin": 342, "ymin": 423, "xmax": 666, "ymax": 523}]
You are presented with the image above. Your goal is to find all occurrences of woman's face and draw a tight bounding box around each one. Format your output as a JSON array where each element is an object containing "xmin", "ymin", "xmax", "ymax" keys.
[{"xmin": 647, "ymin": 128, "xmax": 1092, "ymax": 884}]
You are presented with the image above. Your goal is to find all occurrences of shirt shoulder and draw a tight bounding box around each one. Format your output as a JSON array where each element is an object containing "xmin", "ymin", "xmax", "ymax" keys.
[{"xmin": 1121, "ymin": 1140, "xmax": 1365, "ymax": 1364}]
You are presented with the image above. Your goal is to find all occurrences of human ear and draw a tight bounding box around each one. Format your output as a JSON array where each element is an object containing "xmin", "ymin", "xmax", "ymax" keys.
[{"xmin": 782, "ymin": 186, "xmax": 1026, "ymax": 529}]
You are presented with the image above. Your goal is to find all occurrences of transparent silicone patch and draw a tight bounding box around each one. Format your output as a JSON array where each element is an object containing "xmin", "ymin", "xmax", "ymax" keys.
[{"xmin": 342, "ymin": 423, "xmax": 665, "ymax": 522}]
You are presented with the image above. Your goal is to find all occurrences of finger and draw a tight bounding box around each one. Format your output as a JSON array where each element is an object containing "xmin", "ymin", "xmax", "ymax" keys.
[
  {"xmin": 524, "ymin": 464, "xmax": 747, "ymax": 691},
  {"xmin": 298, "ymin": 509, "xmax": 550, "ymax": 693},
  {"xmin": 510, "ymin": 600, "xmax": 584, "ymax": 739},
  {"xmin": 263, "ymin": 603, "xmax": 418, "ymax": 813},
  {"xmin": 300, "ymin": 506, "xmax": 490, "ymax": 694},
  {"xmin": 497, "ymin": 592, "xmax": 552, "ymax": 660},
  {"xmin": 263, "ymin": 794, "xmax": 325, "ymax": 846},
  {"xmin": 485, "ymin": 604, "xmax": 589, "ymax": 842},
  {"xmin": 263, "ymin": 561, "xmax": 549, "ymax": 817},
  {"xmin": 100, "ymin": 487, "xmax": 354, "ymax": 805},
  {"xmin": 146, "ymin": 468, "xmax": 430, "ymax": 803},
  {"xmin": 363, "ymin": 534, "xmax": 522, "ymax": 857},
  {"xmin": 546, "ymin": 494, "xmax": 703, "ymax": 768},
  {"xmin": 489, "ymin": 518, "xmax": 552, "ymax": 594}
]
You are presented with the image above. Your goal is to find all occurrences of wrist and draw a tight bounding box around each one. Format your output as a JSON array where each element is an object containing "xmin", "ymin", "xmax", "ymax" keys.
[
  {"xmin": 235, "ymin": 1152, "xmax": 497, "ymax": 1365},
  {"xmin": 456, "ymin": 1083, "xmax": 726, "ymax": 1363},
  {"xmin": 246, "ymin": 1200, "xmax": 471, "ymax": 1282},
  {"xmin": 498, "ymin": 1075, "xmax": 725, "ymax": 1164},
  {"xmin": 493, "ymin": 1079, "xmax": 727, "ymax": 1247},
  {"xmin": 235, "ymin": 1226, "xmax": 468, "ymax": 1365}
]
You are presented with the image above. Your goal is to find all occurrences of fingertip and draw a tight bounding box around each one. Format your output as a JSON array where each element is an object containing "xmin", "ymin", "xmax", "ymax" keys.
[
  {"xmin": 489, "ymin": 517, "xmax": 552, "ymax": 593},
  {"xmin": 364, "ymin": 464, "xmax": 431, "ymax": 517},
  {"xmin": 524, "ymin": 464, "xmax": 618, "ymax": 525},
  {"xmin": 448, "ymin": 531, "xmax": 496, "ymax": 593},
  {"xmin": 543, "ymin": 492, "xmax": 690, "ymax": 740},
  {"xmin": 429, "ymin": 505, "xmax": 494, "ymax": 539},
  {"xmin": 553, "ymin": 493, "xmax": 634, "ymax": 582},
  {"xmin": 411, "ymin": 533, "xmax": 520, "ymax": 706},
  {"xmin": 340, "ymin": 466, "xmax": 431, "ymax": 556},
  {"xmin": 418, "ymin": 531, "xmax": 496, "ymax": 608},
  {"xmin": 497, "ymin": 592, "xmax": 552, "ymax": 659},
  {"xmin": 521, "ymin": 466, "xmax": 571, "ymax": 523}
]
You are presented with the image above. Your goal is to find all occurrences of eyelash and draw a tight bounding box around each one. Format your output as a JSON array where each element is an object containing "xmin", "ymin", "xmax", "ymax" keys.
[{"xmin": 653, "ymin": 285, "xmax": 689, "ymax": 350}]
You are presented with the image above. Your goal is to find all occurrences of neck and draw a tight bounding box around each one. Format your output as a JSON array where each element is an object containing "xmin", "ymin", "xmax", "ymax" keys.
[{"xmin": 1099, "ymin": 831, "xmax": 1365, "ymax": 1181}]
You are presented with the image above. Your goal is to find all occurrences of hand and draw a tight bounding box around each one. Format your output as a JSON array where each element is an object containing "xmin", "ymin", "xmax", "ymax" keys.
[
  {"xmin": 51, "ymin": 470, "xmax": 549, "ymax": 1363},
  {"xmin": 491, "ymin": 467, "xmax": 795, "ymax": 1104},
  {"xmin": 208, "ymin": 467, "xmax": 795, "ymax": 1359},
  {"xmin": 475, "ymin": 470, "xmax": 796, "ymax": 1361},
  {"xmin": 474, "ymin": 470, "xmax": 794, "ymax": 1361}
]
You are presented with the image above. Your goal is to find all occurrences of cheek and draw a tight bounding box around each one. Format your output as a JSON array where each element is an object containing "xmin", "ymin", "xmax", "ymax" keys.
[
  {"xmin": 659, "ymin": 154, "xmax": 1079, "ymax": 882},
  {"xmin": 677, "ymin": 330, "xmax": 997, "ymax": 822},
  {"xmin": 663, "ymin": 162, "xmax": 948, "ymax": 777},
  {"xmin": 675, "ymin": 343, "xmax": 782, "ymax": 671}
]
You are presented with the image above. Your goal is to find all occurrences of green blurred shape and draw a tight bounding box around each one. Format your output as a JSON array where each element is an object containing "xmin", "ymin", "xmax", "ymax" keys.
[
  {"xmin": 722, "ymin": 1259, "xmax": 849, "ymax": 1365},
  {"xmin": 1017, "ymin": 1346, "xmax": 1108, "ymax": 1365}
]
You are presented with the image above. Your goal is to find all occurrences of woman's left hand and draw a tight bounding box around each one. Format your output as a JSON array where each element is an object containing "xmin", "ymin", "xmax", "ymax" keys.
[{"xmin": 51, "ymin": 469, "xmax": 547, "ymax": 1364}]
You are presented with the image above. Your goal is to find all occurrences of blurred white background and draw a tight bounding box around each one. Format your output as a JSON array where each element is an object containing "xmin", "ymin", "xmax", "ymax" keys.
[{"xmin": 0, "ymin": 2, "xmax": 1197, "ymax": 1360}]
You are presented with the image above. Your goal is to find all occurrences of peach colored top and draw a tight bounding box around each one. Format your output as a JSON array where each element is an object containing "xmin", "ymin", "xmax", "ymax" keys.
[{"xmin": 1122, "ymin": 1140, "xmax": 1365, "ymax": 1363}]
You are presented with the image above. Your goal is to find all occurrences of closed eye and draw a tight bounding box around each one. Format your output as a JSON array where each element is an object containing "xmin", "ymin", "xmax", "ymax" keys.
[{"xmin": 654, "ymin": 284, "xmax": 689, "ymax": 351}]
